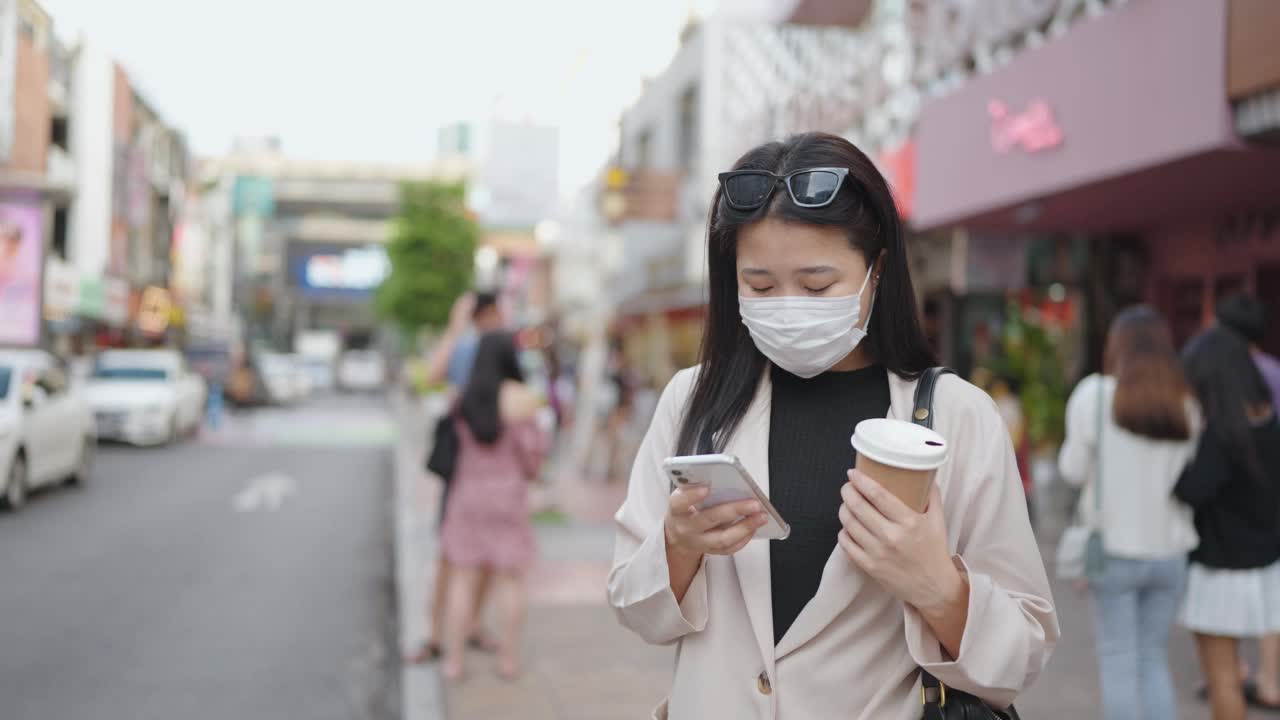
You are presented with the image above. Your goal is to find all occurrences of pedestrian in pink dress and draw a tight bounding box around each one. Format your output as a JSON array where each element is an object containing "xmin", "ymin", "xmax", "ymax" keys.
[{"xmin": 440, "ymin": 331, "xmax": 547, "ymax": 681}]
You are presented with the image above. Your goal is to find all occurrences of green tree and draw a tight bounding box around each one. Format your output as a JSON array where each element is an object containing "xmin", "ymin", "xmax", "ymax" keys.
[
  {"xmin": 998, "ymin": 301, "xmax": 1069, "ymax": 450},
  {"xmin": 376, "ymin": 182, "xmax": 477, "ymax": 336}
]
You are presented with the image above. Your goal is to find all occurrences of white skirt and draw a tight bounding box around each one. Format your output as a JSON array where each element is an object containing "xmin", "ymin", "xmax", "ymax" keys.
[{"xmin": 1181, "ymin": 558, "xmax": 1280, "ymax": 637}]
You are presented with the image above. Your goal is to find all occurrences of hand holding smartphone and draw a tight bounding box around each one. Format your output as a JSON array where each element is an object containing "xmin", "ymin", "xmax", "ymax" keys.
[{"xmin": 664, "ymin": 454, "xmax": 790, "ymax": 541}]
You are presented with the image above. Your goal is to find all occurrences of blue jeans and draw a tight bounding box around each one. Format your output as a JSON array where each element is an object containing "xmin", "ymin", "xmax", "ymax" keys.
[{"xmin": 1090, "ymin": 555, "xmax": 1187, "ymax": 720}]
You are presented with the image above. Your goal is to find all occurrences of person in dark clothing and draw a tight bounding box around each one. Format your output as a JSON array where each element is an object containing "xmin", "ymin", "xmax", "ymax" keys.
[
  {"xmin": 1212, "ymin": 293, "xmax": 1280, "ymax": 707},
  {"xmin": 1176, "ymin": 326, "xmax": 1280, "ymax": 719}
]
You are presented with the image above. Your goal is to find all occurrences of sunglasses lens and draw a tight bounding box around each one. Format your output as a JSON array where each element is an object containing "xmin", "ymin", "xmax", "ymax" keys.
[
  {"xmin": 723, "ymin": 174, "xmax": 775, "ymax": 208},
  {"xmin": 790, "ymin": 171, "xmax": 841, "ymax": 206}
]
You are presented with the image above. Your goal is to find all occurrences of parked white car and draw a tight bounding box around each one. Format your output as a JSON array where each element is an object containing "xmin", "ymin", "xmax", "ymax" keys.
[
  {"xmin": 284, "ymin": 354, "xmax": 314, "ymax": 399},
  {"xmin": 298, "ymin": 355, "xmax": 334, "ymax": 392},
  {"xmin": 337, "ymin": 350, "xmax": 385, "ymax": 392},
  {"xmin": 258, "ymin": 352, "xmax": 301, "ymax": 405},
  {"xmin": 86, "ymin": 350, "xmax": 207, "ymax": 446},
  {"xmin": 0, "ymin": 350, "xmax": 95, "ymax": 511}
]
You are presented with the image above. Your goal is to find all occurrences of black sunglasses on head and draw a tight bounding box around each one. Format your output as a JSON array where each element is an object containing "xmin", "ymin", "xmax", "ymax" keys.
[{"xmin": 717, "ymin": 167, "xmax": 850, "ymax": 211}]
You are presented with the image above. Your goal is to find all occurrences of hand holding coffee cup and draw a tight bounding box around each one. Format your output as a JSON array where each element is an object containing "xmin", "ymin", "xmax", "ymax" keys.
[
  {"xmin": 849, "ymin": 418, "xmax": 948, "ymax": 513},
  {"xmin": 838, "ymin": 419, "xmax": 964, "ymax": 613}
]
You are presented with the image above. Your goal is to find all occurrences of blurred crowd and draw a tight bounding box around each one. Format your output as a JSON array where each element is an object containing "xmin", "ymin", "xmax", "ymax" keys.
[{"xmin": 1058, "ymin": 294, "xmax": 1280, "ymax": 720}]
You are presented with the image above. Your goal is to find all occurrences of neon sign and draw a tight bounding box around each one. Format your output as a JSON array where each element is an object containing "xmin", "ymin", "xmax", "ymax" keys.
[{"xmin": 988, "ymin": 99, "xmax": 1064, "ymax": 154}]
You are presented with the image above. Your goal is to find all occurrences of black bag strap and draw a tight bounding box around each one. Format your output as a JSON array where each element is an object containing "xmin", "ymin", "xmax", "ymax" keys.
[
  {"xmin": 910, "ymin": 367, "xmax": 954, "ymax": 431},
  {"xmin": 912, "ymin": 367, "xmax": 953, "ymax": 719},
  {"xmin": 912, "ymin": 367, "xmax": 1022, "ymax": 720}
]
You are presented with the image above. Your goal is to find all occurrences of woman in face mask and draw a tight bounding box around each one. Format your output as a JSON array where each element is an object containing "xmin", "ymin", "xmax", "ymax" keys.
[{"xmin": 608, "ymin": 133, "xmax": 1058, "ymax": 719}]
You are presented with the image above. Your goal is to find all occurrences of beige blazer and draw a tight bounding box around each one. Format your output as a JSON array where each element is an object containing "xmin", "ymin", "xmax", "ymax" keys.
[{"xmin": 608, "ymin": 368, "xmax": 1059, "ymax": 720}]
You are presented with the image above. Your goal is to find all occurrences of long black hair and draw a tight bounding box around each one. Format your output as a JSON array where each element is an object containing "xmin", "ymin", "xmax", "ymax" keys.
[
  {"xmin": 675, "ymin": 132, "xmax": 937, "ymax": 455},
  {"xmin": 459, "ymin": 331, "xmax": 525, "ymax": 445},
  {"xmin": 1182, "ymin": 325, "xmax": 1272, "ymax": 482}
]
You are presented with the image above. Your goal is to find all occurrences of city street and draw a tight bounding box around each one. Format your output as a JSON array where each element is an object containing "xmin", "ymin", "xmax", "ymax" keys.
[
  {"xmin": 0, "ymin": 395, "xmax": 399, "ymax": 720},
  {"xmin": 3, "ymin": 390, "xmax": 1272, "ymax": 720}
]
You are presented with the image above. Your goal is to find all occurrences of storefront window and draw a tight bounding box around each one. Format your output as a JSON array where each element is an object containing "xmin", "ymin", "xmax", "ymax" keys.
[
  {"xmin": 1164, "ymin": 278, "xmax": 1206, "ymax": 351},
  {"xmin": 1214, "ymin": 273, "xmax": 1247, "ymax": 301}
]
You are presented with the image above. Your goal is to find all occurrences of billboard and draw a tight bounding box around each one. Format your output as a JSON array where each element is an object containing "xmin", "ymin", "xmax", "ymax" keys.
[
  {"xmin": 290, "ymin": 245, "xmax": 388, "ymax": 301},
  {"xmin": 0, "ymin": 199, "xmax": 43, "ymax": 346}
]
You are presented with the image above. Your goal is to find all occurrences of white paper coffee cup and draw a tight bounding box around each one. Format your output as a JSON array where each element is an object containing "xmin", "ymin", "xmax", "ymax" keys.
[{"xmin": 850, "ymin": 418, "xmax": 948, "ymax": 512}]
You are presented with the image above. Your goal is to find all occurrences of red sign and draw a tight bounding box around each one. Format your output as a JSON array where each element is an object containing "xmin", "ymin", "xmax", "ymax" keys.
[
  {"xmin": 876, "ymin": 142, "xmax": 916, "ymax": 219},
  {"xmin": 988, "ymin": 99, "xmax": 1064, "ymax": 154}
]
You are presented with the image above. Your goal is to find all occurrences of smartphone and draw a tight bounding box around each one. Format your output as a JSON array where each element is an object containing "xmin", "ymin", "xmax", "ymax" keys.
[{"xmin": 663, "ymin": 454, "xmax": 790, "ymax": 541}]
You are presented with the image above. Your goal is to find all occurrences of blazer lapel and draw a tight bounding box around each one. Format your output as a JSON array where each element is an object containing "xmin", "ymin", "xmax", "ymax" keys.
[
  {"xmin": 774, "ymin": 372, "xmax": 919, "ymax": 659},
  {"xmin": 728, "ymin": 371, "xmax": 777, "ymax": 677}
]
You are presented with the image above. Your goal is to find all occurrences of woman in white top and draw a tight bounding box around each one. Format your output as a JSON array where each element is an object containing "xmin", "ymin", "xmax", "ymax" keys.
[{"xmin": 1059, "ymin": 305, "xmax": 1199, "ymax": 719}]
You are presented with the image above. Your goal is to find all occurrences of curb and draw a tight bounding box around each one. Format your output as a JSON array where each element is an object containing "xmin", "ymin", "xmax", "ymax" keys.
[{"xmin": 393, "ymin": 391, "xmax": 447, "ymax": 720}]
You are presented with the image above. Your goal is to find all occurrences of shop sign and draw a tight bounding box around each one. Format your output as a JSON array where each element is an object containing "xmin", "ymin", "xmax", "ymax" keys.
[
  {"xmin": 136, "ymin": 286, "xmax": 172, "ymax": 336},
  {"xmin": 43, "ymin": 258, "xmax": 79, "ymax": 319},
  {"xmin": 988, "ymin": 99, "xmax": 1063, "ymax": 154},
  {"xmin": 103, "ymin": 277, "xmax": 129, "ymax": 327},
  {"xmin": 233, "ymin": 176, "xmax": 275, "ymax": 217},
  {"xmin": 77, "ymin": 276, "xmax": 105, "ymax": 319}
]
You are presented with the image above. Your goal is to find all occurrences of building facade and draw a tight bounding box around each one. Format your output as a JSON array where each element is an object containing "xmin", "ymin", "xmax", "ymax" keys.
[
  {"xmin": 199, "ymin": 141, "xmax": 458, "ymax": 354},
  {"xmin": 911, "ymin": 0, "xmax": 1280, "ymax": 369},
  {"xmin": 0, "ymin": 0, "xmax": 79, "ymax": 350}
]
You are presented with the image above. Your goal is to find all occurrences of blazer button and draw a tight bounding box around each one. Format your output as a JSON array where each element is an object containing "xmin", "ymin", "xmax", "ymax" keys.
[{"xmin": 757, "ymin": 671, "xmax": 772, "ymax": 695}]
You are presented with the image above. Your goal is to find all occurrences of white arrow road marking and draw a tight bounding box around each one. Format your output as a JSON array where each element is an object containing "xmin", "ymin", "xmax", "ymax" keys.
[{"xmin": 233, "ymin": 472, "xmax": 297, "ymax": 512}]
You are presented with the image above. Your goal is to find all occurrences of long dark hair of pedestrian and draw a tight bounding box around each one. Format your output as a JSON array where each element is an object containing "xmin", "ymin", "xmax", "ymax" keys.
[
  {"xmin": 460, "ymin": 332, "xmax": 525, "ymax": 445},
  {"xmin": 1104, "ymin": 305, "xmax": 1192, "ymax": 441},
  {"xmin": 675, "ymin": 132, "xmax": 937, "ymax": 455},
  {"xmin": 1182, "ymin": 326, "xmax": 1272, "ymax": 482}
]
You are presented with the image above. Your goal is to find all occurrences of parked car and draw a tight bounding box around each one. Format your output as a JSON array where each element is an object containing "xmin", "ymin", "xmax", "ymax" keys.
[
  {"xmin": 0, "ymin": 350, "xmax": 95, "ymax": 511},
  {"xmin": 337, "ymin": 350, "xmax": 385, "ymax": 392},
  {"xmin": 298, "ymin": 355, "xmax": 335, "ymax": 392},
  {"xmin": 296, "ymin": 330, "xmax": 340, "ymax": 391},
  {"xmin": 284, "ymin": 354, "xmax": 315, "ymax": 399},
  {"xmin": 258, "ymin": 352, "xmax": 300, "ymax": 405},
  {"xmin": 86, "ymin": 350, "xmax": 207, "ymax": 445}
]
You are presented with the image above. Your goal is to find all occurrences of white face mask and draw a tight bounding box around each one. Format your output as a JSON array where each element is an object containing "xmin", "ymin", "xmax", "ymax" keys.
[{"xmin": 738, "ymin": 266, "xmax": 876, "ymax": 379}]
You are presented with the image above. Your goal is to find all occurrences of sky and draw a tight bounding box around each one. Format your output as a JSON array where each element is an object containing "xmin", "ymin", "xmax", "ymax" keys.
[{"xmin": 41, "ymin": 0, "xmax": 732, "ymax": 197}]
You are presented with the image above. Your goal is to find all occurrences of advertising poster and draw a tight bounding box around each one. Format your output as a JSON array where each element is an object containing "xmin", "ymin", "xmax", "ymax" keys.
[{"xmin": 0, "ymin": 199, "xmax": 44, "ymax": 346}]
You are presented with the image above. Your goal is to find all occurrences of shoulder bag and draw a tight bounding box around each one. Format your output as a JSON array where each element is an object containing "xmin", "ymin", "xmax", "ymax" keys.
[
  {"xmin": 1054, "ymin": 377, "xmax": 1106, "ymax": 581},
  {"xmin": 426, "ymin": 411, "xmax": 459, "ymax": 483},
  {"xmin": 913, "ymin": 367, "xmax": 1022, "ymax": 720}
]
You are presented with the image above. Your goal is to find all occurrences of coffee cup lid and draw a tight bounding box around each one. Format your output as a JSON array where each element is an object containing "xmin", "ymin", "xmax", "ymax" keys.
[{"xmin": 850, "ymin": 418, "xmax": 948, "ymax": 471}]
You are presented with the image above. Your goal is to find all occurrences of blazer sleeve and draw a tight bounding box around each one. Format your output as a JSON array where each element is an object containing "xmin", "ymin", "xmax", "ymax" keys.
[
  {"xmin": 1057, "ymin": 374, "xmax": 1101, "ymax": 488},
  {"xmin": 903, "ymin": 378, "xmax": 1060, "ymax": 709},
  {"xmin": 607, "ymin": 368, "xmax": 710, "ymax": 645}
]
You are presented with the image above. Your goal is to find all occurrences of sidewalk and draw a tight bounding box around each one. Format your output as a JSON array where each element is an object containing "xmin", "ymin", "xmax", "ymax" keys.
[
  {"xmin": 393, "ymin": 394, "xmax": 671, "ymax": 720},
  {"xmin": 393, "ymin": 392, "xmax": 446, "ymax": 720},
  {"xmin": 395, "ymin": 394, "xmax": 1270, "ymax": 719}
]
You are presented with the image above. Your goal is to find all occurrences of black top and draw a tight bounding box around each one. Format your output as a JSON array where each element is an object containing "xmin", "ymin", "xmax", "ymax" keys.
[
  {"xmin": 1173, "ymin": 416, "xmax": 1280, "ymax": 570},
  {"xmin": 768, "ymin": 363, "xmax": 890, "ymax": 646}
]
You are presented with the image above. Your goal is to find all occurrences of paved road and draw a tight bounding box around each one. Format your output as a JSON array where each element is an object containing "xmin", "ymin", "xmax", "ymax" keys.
[{"xmin": 0, "ymin": 394, "xmax": 398, "ymax": 720}]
